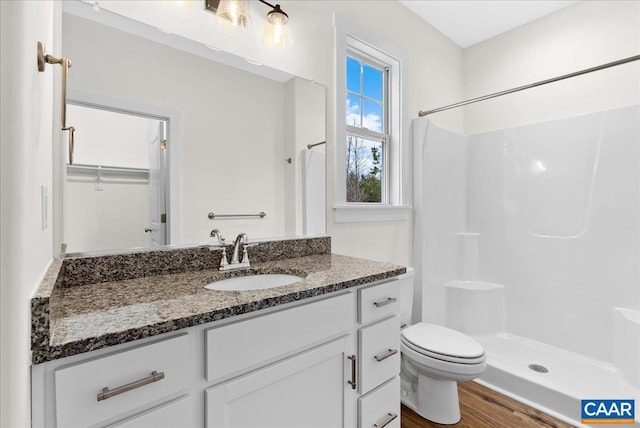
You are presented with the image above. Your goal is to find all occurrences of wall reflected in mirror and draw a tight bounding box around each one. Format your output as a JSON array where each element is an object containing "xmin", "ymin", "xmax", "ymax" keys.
[{"xmin": 61, "ymin": 4, "xmax": 326, "ymax": 255}]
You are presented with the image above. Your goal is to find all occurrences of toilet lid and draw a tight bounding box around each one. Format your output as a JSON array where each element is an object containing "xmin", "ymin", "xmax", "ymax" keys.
[{"xmin": 402, "ymin": 323, "xmax": 484, "ymax": 359}]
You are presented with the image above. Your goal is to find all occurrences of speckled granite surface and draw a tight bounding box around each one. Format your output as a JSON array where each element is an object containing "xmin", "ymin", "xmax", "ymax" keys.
[
  {"xmin": 59, "ymin": 236, "xmax": 331, "ymax": 288},
  {"xmin": 32, "ymin": 238, "xmax": 405, "ymax": 364}
]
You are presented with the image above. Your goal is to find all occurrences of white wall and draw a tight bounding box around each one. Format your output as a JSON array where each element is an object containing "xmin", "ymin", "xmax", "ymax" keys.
[
  {"xmin": 92, "ymin": 0, "xmax": 465, "ymax": 265},
  {"xmin": 66, "ymin": 105, "xmax": 153, "ymax": 168},
  {"xmin": 64, "ymin": 179, "xmax": 151, "ymax": 253},
  {"xmin": 63, "ymin": 13, "xmax": 288, "ymax": 243},
  {"xmin": 0, "ymin": 1, "xmax": 56, "ymax": 426},
  {"xmin": 463, "ymin": 0, "xmax": 640, "ymax": 134}
]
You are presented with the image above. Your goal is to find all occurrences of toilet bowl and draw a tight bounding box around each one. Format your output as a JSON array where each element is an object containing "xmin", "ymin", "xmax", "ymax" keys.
[
  {"xmin": 400, "ymin": 323, "xmax": 486, "ymax": 424},
  {"xmin": 397, "ymin": 268, "xmax": 486, "ymax": 425}
]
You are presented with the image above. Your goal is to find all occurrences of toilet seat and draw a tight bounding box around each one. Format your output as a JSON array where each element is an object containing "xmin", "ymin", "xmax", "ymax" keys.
[
  {"xmin": 401, "ymin": 339, "xmax": 486, "ymax": 379},
  {"xmin": 401, "ymin": 323, "xmax": 485, "ymax": 364}
]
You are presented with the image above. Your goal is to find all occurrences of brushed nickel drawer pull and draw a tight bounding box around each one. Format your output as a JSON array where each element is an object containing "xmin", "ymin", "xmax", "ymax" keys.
[
  {"xmin": 373, "ymin": 412, "xmax": 398, "ymax": 428},
  {"xmin": 373, "ymin": 297, "xmax": 397, "ymax": 307},
  {"xmin": 347, "ymin": 354, "xmax": 357, "ymax": 390},
  {"xmin": 97, "ymin": 370, "xmax": 165, "ymax": 401},
  {"xmin": 374, "ymin": 348, "xmax": 398, "ymax": 362}
]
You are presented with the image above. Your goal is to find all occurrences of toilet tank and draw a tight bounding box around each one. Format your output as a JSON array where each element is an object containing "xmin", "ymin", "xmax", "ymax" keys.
[{"xmin": 397, "ymin": 267, "xmax": 415, "ymax": 327}]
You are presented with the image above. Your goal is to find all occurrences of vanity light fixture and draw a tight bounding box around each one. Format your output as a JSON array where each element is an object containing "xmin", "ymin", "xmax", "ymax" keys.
[
  {"xmin": 205, "ymin": 0, "xmax": 292, "ymax": 50},
  {"xmin": 214, "ymin": 0, "xmax": 250, "ymax": 28},
  {"xmin": 260, "ymin": 1, "xmax": 291, "ymax": 50}
]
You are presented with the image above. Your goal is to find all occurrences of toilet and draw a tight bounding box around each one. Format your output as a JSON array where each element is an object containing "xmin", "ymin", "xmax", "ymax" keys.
[{"xmin": 398, "ymin": 268, "xmax": 486, "ymax": 424}]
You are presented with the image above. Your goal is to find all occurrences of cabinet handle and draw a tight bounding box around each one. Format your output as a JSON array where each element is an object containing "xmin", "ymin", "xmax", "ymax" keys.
[
  {"xmin": 374, "ymin": 348, "xmax": 398, "ymax": 362},
  {"xmin": 373, "ymin": 412, "xmax": 398, "ymax": 428},
  {"xmin": 347, "ymin": 354, "xmax": 357, "ymax": 390},
  {"xmin": 373, "ymin": 297, "xmax": 397, "ymax": 307},
  {"xmin": 97, "ymin": 370, "xmax": 165, "ymax": 401}
]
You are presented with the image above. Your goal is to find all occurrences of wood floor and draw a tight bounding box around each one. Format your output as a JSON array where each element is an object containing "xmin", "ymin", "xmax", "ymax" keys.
[{"xmin": 401, "ymin": 381, "xmax": 575, "ymax": 428}]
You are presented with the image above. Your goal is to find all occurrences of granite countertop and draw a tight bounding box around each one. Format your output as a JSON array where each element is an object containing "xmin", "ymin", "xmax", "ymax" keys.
[{"xmin": 32, "ymin": 246, "xmax": 405, "ymax": 364}]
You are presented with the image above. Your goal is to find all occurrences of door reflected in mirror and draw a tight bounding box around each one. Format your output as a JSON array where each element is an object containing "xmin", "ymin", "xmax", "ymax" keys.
[
  {"xmin": 65, "ymin": 105, "xmax": 168, "ymax": 254},
  {"xmin": 60, "ymin": 4, "xmax": 326, "ymax": 255}
]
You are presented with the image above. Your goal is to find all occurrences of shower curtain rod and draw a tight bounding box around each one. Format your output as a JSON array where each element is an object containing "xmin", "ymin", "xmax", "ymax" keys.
[{"xmin": 418, "ymin": 54, "xmax": 640, "ymax": 117}]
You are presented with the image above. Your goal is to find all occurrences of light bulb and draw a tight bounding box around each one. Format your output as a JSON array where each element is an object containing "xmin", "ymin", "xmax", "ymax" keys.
[
  {"xmin": 216, "ymin": 0, "xmax": 249, "ymax": 29},
  {"xmin": 261, "ymin": 5, "xmax": 292, "ymax": 50}
]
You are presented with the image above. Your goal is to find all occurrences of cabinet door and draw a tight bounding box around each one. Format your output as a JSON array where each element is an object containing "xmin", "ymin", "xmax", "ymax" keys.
[{"xmin": 206, "ymin": 337, "xmax": 352, "ymax": 428}]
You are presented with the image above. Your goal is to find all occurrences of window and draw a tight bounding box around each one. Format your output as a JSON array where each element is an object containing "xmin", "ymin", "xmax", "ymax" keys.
[
  {"xmin": 345, "ymin": 54, "xmax": 388, "ymax": 203},
  {"xmin": 334, "ymin": 20, "xmax": 409, "ymax": 223}
]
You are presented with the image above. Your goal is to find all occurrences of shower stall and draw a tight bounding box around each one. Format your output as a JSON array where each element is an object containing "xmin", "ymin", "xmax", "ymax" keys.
[{"xmin": 413, "ymin": 57, "xmax": 639, "ymax": 424}]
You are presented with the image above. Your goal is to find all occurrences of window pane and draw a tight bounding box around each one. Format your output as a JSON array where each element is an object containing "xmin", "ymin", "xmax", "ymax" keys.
[
  {"xmin": 362, "ymin": 64, "xmax": 383, "ymax": 102},
  {"xmin": 346, "ymin": 135, "xmax": 383, "ymax": 203},
  {"xmin": 346, "ymin": 93, "xmax": 361, "ymax": 127},
  {"xmin": 362, "ymin": 99, "xmax": 383, "ymax": 132},
  {"xmin": 346, "ymin": 57, "xmax": 361, "ymax": 94}
]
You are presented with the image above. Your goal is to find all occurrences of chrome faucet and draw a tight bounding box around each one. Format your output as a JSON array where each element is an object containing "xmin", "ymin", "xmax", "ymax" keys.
[
  {"xmin": 217, "ymin": 233, "xmax": 257, "ymax": 271},
  {"xmin": 209, "ymin": 229, "xmax": 225, "ymax": 246},
  {"xmin": 231, "ymin": 233, "xmax": 248, "ymax": 264}
]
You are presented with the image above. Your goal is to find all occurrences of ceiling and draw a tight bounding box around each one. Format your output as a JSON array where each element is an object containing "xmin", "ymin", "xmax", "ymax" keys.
[{"xmin": 399, "ymin": 0, "xmax": 578, "ymax": 48}]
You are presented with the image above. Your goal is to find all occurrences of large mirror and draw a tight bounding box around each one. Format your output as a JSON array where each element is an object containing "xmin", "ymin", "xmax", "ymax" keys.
[{"xmin": 59, "ymin": 2, "xmax": 326, "ymax": 255}]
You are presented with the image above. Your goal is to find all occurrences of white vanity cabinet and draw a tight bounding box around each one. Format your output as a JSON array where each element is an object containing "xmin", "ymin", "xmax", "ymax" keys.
[
  {"xmin": 32, "ymin": 276, "xmax": 404, "ymax": 428},
  {"xmin": 204, "ymin": 292, "xmax": 355, "ymax": 428}
]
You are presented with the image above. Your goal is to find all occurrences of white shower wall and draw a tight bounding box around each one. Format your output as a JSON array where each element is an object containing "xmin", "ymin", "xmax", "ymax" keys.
[
  {"xmin": 413, "ymin": 121, "xmax": 467, "ymax": 324},
  {"xmin": 467, "ymin": 105, "xmax": 639, "ymax": 363}
]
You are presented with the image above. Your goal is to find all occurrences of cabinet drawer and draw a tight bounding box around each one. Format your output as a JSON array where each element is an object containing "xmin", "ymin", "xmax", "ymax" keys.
[
  {"xmin": 106, "ymin": 395, "xmax": 194, "ymax": 428},
  {"xmin": 206, "ymin": 292, "xmax": 353, "ymax": 382},
  {"xmin": 359, "ymin": 377, "xmax": 400, "ymax": 428},
  {"xmin": 359, "ymin": 316, "xmax": 400, "ymax": 394},
  {"xmin": 55, "ymin": 333, "xmax": 191, "ymax": 428},
  {"xmin": 359, "ymin": 280, "xmax": 400, "ymax": 325}
]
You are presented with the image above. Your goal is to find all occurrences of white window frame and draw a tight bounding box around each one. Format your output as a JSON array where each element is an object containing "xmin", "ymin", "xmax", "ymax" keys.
[{"xmin": 334, "ymin": 15, "xmax": 410, "ymax": 222}]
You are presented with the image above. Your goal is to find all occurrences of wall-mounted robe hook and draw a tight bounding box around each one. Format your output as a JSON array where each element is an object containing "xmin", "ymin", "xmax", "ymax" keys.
[{"xmin": 38, "ymin": 41, "xmax": 76, "ymax": 164}]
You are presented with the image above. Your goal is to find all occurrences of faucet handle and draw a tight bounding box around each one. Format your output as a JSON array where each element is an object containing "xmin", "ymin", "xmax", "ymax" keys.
[
  {"xmin": 241, "ymin": 243, "xmax": 258, "ymax": 264},
  {"xmin": 241, "ymin": 247, "xmax": 249, "ymax": 264},
  {"xmin": 219, "ymin": 248, "xmax": 229, "ymax": 269}
]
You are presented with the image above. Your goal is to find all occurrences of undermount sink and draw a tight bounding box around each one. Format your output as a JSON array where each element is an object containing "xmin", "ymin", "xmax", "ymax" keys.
[{"xmin": 204, "ymin": 273, "xmax": 304, "ymax": 291}]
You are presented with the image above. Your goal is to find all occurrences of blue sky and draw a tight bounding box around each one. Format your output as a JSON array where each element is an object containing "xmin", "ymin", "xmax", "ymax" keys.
[{"xmin": 346, "ymin": 56, "xmax": 383, "ymax": 132}]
